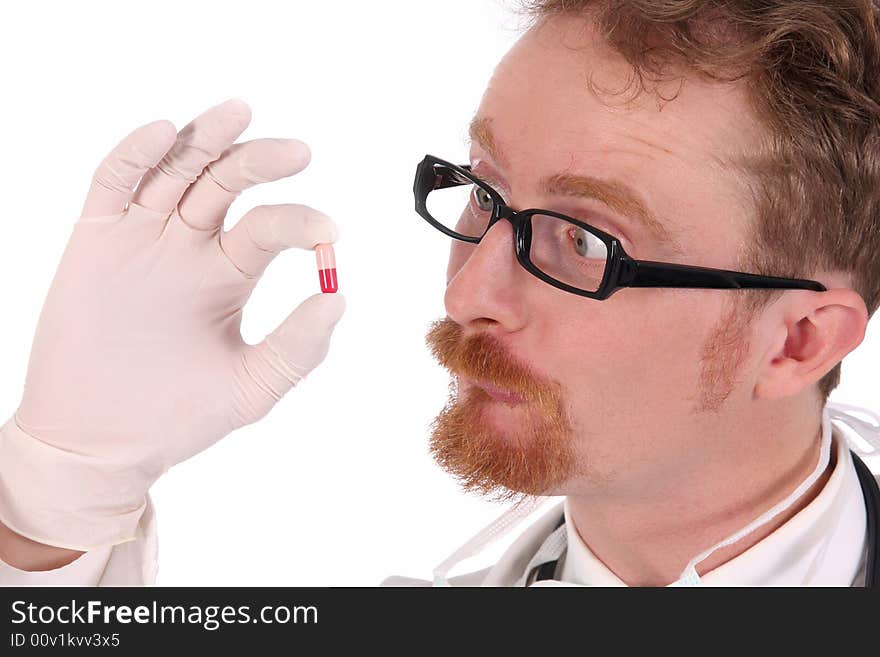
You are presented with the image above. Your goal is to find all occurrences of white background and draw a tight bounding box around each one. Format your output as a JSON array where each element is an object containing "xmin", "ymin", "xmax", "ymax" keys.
[{"xmin": 0, "ymin": 1, "xmax": 876, "ymax": 586}]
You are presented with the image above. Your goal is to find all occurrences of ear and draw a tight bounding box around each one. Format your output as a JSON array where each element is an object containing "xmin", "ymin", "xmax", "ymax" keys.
[{"xmin": 754, "ymin": 288, "xmax": 868, "ymax": 400}]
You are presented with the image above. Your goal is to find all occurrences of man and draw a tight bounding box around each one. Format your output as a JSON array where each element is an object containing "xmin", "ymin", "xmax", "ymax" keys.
[{"xmin": 1, "ymin": 1, "xmax": 879, "ymax": 586}]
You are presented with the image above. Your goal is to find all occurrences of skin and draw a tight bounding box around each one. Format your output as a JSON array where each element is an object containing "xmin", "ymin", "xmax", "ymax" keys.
[
  {"xmin": 439, "ymin": 14, "xmax": 867, "ymax": 585},
  {"xmin": 0, "ymin": 522, "xmax": 82, "ymax": 571}
]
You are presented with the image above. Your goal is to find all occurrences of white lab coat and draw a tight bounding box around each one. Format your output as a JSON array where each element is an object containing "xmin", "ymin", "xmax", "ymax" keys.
[{"xmin": 1, "ymin": 402, "xmax": 878, "ymax": 586}]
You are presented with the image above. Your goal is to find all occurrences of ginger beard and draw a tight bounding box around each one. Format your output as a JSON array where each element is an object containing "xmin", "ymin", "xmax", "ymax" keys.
[
  {"xmin": 425, "ymin": 303, "xmax": 754, "ymax": 501},
  {"xmin": 425, "ymin": 318, "xmax": 576, "ymax": 502}
]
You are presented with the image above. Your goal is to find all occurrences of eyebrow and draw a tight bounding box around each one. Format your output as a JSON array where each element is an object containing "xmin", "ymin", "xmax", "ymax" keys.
[{"xmin": 468, "ymin": 116, "xmax": 684, "ymax": 254}]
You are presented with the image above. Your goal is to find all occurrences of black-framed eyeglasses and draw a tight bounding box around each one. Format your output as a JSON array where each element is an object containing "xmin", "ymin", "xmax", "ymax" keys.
[{"xmin": 413, "ymin": 154, "xmax": 827, "ymax": 300}]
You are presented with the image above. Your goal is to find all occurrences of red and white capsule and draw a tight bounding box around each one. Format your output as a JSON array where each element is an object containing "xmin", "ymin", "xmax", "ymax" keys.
[{"xmin": 315, "ymin": 243, "xmax": 338, "ymax": 293}]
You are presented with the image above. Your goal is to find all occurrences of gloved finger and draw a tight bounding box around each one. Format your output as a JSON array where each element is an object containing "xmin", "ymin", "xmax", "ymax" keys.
[
  {"xmin": 79, "ymin": 120, "xmax": 178, "ymax": 219},
  {"xmin": 176, "ymin": 137, "xmax": 311, "ymax": 232},
  {"xmin": 234, "ymin": 294, "xmax": 346, "ymax": 425},
  {"xmin": 220, "ymin": 204, "xmax": 338, "ymax": 278},
  {"xmin": 129, "ymin": 98, "xmax": 252, "ymax": 215}
]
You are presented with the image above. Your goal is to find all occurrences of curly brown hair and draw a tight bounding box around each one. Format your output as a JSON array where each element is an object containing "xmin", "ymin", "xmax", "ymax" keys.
[{"xmin": 516, "ymin": 0, "xmax": 880, "ymax": 403}]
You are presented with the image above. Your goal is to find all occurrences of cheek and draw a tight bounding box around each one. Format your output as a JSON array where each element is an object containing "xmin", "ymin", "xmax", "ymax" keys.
[{"xmin": 547, "ymin": 292, "xmax": 725, "ymax": 413}]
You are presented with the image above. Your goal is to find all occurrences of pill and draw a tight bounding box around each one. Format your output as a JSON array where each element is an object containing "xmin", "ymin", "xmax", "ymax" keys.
[{"xmin": 315, "ymin": 243, "xmax": 338, "ymax": 293}]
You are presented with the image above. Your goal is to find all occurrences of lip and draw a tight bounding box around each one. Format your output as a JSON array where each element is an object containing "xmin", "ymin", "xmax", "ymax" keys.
[{"xmin": 460, "ymin": 377, "xmax": 524, "ymax": 404}]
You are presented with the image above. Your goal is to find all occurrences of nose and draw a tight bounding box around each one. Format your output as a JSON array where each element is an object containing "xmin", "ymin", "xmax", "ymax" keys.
[{"xmin": 444, "ymin": 217, "xmax": 529, "ymax": 332}]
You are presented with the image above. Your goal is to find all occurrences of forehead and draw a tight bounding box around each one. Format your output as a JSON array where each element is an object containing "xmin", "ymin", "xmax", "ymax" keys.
[{"xmin": 475, "ymin": 14, "xmax": 766, "ymax": 260}]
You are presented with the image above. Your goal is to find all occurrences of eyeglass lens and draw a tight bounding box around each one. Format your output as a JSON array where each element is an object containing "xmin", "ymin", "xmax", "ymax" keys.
[{"xmin": 425, "ymin": 175, "xmax": 609, "ymax": 293}]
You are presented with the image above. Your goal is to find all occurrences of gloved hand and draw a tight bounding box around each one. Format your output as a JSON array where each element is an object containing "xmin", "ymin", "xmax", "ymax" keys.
[{"xmin": 0, "ymin": 98, "xmax": 345, "ymax": 552}]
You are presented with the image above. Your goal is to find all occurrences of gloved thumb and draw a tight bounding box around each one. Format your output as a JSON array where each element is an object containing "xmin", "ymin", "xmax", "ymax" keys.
[
  {"xmin": 234, "ymin": 293, "xmax": 346, "ymax": 425},
  {"xmin": 264, "ymin": 292, "xmax": 346, "ymax": 378}
]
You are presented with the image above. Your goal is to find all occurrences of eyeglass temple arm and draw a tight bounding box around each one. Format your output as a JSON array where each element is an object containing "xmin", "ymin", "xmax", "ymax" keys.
[{"xmin": 619, "ymin": 258, "xmax": 827, "ymax": 292}]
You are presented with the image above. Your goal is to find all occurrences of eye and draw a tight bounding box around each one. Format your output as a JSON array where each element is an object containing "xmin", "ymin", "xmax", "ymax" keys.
[
  {"xmin": 471, "ymin": 185, "xmax": 494, "ymax": 212},
  {"xmin": 569, "ymin": 226, "xmax": 606, "ymax": 260}
]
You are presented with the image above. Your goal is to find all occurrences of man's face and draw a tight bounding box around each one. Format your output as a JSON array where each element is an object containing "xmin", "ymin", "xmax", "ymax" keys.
[{"xmin": 426, "ymin": 14, "xmax": 769, "ymax": 500}]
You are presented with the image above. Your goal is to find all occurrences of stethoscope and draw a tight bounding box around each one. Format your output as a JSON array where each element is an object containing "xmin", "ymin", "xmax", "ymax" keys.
[{"xmin": 533, "ymin": 450, "xmax": 879, "ymax": 587}]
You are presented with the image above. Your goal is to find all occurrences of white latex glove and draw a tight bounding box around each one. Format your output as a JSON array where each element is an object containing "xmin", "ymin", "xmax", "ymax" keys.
[{"xmin": 0, "ymin": 98, "xmax": 345, "ymax": 551}]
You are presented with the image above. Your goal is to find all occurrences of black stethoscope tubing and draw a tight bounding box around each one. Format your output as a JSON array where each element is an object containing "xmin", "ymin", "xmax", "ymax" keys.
[{"xmin": 534, "ymin": 450, "xmax": 879, "ymax": 586}]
